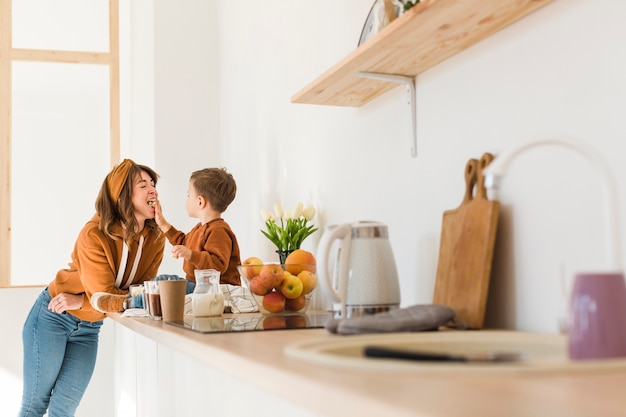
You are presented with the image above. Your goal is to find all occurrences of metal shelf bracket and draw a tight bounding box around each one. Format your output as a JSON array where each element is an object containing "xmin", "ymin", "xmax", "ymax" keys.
[{"xmin": 358, "ymin": 71, "xmax": 417, "ymax": 158}]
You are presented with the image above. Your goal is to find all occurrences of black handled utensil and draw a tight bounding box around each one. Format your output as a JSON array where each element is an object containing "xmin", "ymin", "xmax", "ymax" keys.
[{"xmin": 363, "ymin": 346, "xmax": 522, "ymax": 363}]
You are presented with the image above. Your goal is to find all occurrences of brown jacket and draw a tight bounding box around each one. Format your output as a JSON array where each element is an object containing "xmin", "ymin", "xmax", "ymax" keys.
[
  {"xmin": 164, "ymin": 218, "xmax": 241, "ymax": 286},
  {"xmin": 48, "ymin": 214, "xmax": 165, "ymax": 322}
]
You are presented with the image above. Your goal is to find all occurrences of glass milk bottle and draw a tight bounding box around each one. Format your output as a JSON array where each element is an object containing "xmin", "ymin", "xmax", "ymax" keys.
[{"xmin": 192, "ymin": 269, "xmax": 225, "ymax": 317}]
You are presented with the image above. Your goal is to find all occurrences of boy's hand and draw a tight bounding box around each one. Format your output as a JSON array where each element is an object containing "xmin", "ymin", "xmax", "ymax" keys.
[
  {"xmin": 171, "ymin": 245, "xmax": 192, "ymax": 261},
  {"xmin": 154, "ymin": 200, "xmax": 171, "ymax": 233}
]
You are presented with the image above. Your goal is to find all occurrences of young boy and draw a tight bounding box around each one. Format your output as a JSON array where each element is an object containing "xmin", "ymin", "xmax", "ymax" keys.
[{"xmin": 155, "ymin": 167, "xmax": 242, "ymax": 288}]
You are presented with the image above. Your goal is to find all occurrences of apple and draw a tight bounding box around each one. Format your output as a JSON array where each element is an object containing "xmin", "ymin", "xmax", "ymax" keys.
[
  {"xmin": 262, "ymin": 291, "xmax": 286, "ymax": 313},
  {"xmin": 297, "ymin": 270, "xmax": 317, "ymax": 294},
  {"xmin": 280, "ymin": 271, "xmax": 304, "ymax": 299},
  {"xmin": 284, "ymin": 249, "xmax": 316, "ymax": 275},
  {"xmin": 249, "ymin": 276, "xmax": 270, "ymax": 296},
  {"xmin": 258, "ymin": 264, "xmax": 284, "ymax": 290},
  {"xmin": 285, "ymin": 294, "xmax": 307, "ymax": 312},
  {"xmin": 242, "ymin": 256, "xmax": 263, "ymax": 279}
]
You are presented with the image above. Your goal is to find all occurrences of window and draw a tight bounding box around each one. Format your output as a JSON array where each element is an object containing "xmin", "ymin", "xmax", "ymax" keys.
[{"xmin": 0, "ymin": 0, "xmax": 120, "ymax": 286}]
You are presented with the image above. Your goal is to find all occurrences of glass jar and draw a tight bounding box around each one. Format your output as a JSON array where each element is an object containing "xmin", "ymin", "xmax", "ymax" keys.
[{"xmin": 192, "ymin": 269, "xmax": 225, "ymax": 317}]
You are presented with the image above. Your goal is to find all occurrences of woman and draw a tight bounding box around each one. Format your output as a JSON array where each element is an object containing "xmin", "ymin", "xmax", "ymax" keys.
[{"xmin": 19, "ymin": 159, "xmax": 166, "ymax": 417}]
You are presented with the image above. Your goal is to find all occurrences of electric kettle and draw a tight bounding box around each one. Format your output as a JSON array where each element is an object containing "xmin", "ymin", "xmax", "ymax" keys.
[{"xmin": 317, "ymin": 221, "xmax": 401, "ymax": 318}]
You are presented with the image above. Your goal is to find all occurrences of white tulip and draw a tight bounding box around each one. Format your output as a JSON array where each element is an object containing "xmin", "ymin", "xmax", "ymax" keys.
[
  {"xmin": 260, "ymin": 209, "xmax": 274, "ymax": 222},
  {"xmin": 283, "ymin": 209, "xmax": 293, "ymax": 220},
  {"xmin": 273, "ymin": 203, "xmax": 284, "ymax": 219},
  {"xmin": 293, "ymin": 202, "xmax": 304, "ymax": 219},
  {"xmin": 303, "ymin": 204, "xmax": 316, "ymax": 221}
]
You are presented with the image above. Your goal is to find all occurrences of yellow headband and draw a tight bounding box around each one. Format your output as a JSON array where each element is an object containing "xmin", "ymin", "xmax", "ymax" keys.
[{"xmin": 106, "ymin": 159, "xmax": 136, "ymax": 202}]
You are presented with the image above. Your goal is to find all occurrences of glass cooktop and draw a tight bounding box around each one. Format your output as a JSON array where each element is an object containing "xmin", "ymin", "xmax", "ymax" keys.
[{"xmin": 165, "ymin": 312, "xmax": 333, "ymax": 334}]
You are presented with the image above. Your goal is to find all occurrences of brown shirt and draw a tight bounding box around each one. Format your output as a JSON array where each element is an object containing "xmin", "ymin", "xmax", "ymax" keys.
[
  {"xmin": 48, "ymin": 214, "xmax": 165, "ymax": 322},
  {"xmin": 164, "ymin": 218, "xmax": 241, "ymax": 286}
]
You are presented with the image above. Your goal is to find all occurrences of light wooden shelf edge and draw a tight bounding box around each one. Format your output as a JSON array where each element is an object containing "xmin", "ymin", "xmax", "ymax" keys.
[{"xmin": 291, "ymin": 0, "xmax": 554, "ymax": 108}]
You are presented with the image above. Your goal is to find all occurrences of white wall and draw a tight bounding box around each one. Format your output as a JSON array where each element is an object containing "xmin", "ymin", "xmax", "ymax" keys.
[
  {"xmin": 119, "ymin": 0, "xmax": 626, "ymax": 333},
  {"xmin": 209, "ymin": 0, "xmax": 626, "ymax": 333},
  {"xmin": 128, "ymin": 0, "xmax": 626, "ymax": 332}
]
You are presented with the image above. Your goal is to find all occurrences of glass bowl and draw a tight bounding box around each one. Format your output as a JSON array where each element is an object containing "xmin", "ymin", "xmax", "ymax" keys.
[{"xmin": 237, "ymin": 262, "xmax": 317, "ymax": 316}]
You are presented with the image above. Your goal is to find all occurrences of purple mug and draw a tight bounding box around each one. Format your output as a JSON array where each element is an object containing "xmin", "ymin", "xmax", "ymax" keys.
[{"xmin": 568, "ymin": 272, "xmax": 626, "ymax": 360}]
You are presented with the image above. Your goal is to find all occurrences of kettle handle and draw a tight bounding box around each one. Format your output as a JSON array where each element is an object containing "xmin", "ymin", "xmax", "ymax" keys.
[{"xmin": 317, "ymin": 223, "xmax": 352, "ymax": 316}]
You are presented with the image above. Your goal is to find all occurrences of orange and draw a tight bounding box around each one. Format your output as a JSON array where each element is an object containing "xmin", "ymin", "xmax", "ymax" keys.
[{"xmin": 284, "ymin": 249, "xmax": 316, "ymax": 275}]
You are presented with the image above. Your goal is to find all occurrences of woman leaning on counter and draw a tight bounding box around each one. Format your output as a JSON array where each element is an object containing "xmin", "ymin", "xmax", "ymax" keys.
[{"xmin": 19, "ymin": 159, "xmax": 166, "ymax": 417}]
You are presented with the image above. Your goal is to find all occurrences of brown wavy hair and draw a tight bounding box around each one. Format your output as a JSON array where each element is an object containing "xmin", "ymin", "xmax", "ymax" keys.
[{"xmin": 95, "ymin": 164, "xmax": 161, "ymax": 244}]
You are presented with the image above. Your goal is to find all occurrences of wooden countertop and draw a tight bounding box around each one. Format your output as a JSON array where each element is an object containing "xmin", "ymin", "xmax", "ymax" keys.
[{"xmin": 109, "ymin": 312, "xmax": 626, "ymax": 417}]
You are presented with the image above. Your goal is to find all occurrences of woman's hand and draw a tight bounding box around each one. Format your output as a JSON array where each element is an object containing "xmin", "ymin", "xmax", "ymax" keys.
[{"xmin": 49, "ymin": 293, "xmax": 83, "ymax": 313}]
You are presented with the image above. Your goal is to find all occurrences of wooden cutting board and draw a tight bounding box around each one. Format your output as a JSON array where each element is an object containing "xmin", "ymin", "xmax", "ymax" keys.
[{"xmin": 433, "ymin": 153, "xmax": 499, "ymax": 329}]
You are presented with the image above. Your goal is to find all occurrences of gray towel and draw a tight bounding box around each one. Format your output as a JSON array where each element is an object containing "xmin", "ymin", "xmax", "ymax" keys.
[{"xmin": 326, "ymin": 304, "xmax": 456, "ymax": 335}]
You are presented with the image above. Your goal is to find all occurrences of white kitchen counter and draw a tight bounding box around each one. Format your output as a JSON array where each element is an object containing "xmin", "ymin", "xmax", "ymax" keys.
[{"xmin": 109, "ymin": 312, "xmax": 626, "ymax": 417}]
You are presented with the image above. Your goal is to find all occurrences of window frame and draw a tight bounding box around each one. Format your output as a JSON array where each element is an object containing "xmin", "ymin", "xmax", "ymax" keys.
[{"xmin": 0, "ymin": 0, "xmax": 120, "ymax": 287}]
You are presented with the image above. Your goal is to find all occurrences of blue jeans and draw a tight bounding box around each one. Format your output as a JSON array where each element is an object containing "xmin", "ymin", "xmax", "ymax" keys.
[{"xmin": 19, "ymin": 288, "xmax": 103, "ymax": 417}]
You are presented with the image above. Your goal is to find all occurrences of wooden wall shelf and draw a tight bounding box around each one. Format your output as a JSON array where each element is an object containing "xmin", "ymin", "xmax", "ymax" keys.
[{"xmin": 291, "ymin": 0, "xmax": 554, "ymax": 107}]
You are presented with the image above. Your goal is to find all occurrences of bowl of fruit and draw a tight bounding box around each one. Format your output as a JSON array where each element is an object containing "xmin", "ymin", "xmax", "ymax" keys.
[{"xmin": 238, "ymin": 249, "xmax": 318, "ymax": 316}]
